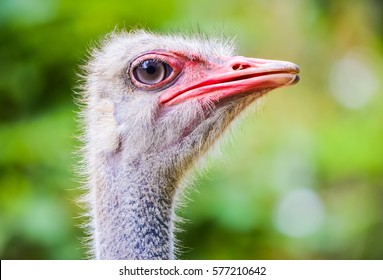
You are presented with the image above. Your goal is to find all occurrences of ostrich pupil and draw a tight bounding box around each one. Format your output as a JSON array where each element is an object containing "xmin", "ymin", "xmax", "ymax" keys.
[{"xmin": 145, "ymin": 64, "xmax": 156, "ymax": 75}]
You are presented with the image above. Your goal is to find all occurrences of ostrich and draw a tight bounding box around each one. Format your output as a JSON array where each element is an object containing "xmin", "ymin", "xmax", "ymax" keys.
[{"xmin": 79, "ymin": 30, "xmax": 299, "ymax": 260}]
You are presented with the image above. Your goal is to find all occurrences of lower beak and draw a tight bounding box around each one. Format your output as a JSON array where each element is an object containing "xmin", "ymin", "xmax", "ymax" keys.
[{"xmin": 159, "ymin": 56, "xmax": 300, "ymax": 106}]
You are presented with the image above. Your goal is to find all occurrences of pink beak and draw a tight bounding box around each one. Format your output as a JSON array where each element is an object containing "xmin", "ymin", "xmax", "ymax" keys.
[{"xmin": 159, "ymin": 56, "xmax": 300, "ymax": 105}]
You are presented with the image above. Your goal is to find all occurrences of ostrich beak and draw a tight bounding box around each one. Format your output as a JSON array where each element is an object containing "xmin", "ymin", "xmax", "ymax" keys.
[{"xmin": 159, "ymin": 56, "xmax": 300, "ymax": 105}]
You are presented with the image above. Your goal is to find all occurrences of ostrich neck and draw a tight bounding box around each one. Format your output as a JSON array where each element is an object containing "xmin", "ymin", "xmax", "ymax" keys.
[
  {"xmin": 92, "ymin": 153, "xmax": 177, "ymax": 260},
  {"xmin": 88, "ymin": 100, "xmax": 241, "ymax": 259}
]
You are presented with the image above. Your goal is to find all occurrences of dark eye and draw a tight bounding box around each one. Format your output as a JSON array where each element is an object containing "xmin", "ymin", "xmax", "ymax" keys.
[{"xmin": 133, "ymin": 59, "xmax": 173, "ymax": 85}]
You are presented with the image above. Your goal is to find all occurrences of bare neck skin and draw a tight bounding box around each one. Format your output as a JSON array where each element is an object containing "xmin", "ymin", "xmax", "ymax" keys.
[
  {"xmin": 95, "ymin": 166, "xmax": 174, "ymax": 259},
  {"xmin": 90, "ymin": 121, "xmax": 204, "ymax": 260},
  {"xmin": 92, "ymin": 150, "xmax": 180, "ymax": 259}
]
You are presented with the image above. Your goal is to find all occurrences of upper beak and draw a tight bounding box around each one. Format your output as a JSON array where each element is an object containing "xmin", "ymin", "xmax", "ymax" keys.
[{"xmin": 159, "ymin": 56, "xmax": 300, "ymax": 106}]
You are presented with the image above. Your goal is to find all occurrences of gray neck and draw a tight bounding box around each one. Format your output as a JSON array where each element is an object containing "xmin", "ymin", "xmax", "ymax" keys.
[
  {"xmin": 87, "ymin": 101, "xmax": 239, "ymax": 259},
  {"xmin": 92, "ymin": 154, "xmax": 177, "ymax": 260}
]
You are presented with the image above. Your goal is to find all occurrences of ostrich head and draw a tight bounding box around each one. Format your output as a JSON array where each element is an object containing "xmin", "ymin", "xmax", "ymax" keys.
[{"xmin": 81, "ymin": 30, "xmax": 299, "ymax": 259}]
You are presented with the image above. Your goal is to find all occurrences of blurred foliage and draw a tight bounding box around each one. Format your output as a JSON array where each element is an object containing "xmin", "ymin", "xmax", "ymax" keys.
[{"xmin": 1, "ymin": 0, "xmax": 383, "ymax": 259}]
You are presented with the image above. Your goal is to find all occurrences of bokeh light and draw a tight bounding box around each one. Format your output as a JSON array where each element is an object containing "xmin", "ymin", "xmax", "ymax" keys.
[
  {"xmin": 274, "ymin": 188, "xmax": 325, "ymax": 237},
  {"xmin": 329, "ymin": 50, "xmax": 379, "ymax": 109}
]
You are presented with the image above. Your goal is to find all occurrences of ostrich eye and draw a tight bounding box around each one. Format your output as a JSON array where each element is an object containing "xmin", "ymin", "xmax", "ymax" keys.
[{"xmin": 133, "ymin": 59, "xmax": 173, "ymax": 85}]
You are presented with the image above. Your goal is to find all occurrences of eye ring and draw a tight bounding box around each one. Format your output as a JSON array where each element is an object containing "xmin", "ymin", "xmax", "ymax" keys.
[
  {"xmin": 133, "ymin": 59, "xmax": 172, "ymax": 85},
  {"xmin": 129, "ymin": 52, "xmax": 184, "ymax": 90}
]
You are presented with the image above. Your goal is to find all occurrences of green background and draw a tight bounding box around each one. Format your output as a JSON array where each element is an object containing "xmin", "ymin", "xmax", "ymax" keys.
[{"xmin": 1, "ymin": 0, "xmax": 382, "ymax": 259}]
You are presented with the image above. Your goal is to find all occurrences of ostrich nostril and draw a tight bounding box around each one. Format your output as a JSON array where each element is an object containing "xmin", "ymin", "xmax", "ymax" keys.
[{"xmin": 232, "ymin": 63, "xmax": 251, "ymax": 71}]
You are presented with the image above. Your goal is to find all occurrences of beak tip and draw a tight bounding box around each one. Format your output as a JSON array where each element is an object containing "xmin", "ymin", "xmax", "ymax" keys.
[
  {"xmin": 294, "ymin": 65, "xmax": 300, "ymax": 73},
  {"xmin": 294, "ymin": 64, "xmax": 300, "ymax": 74}
]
